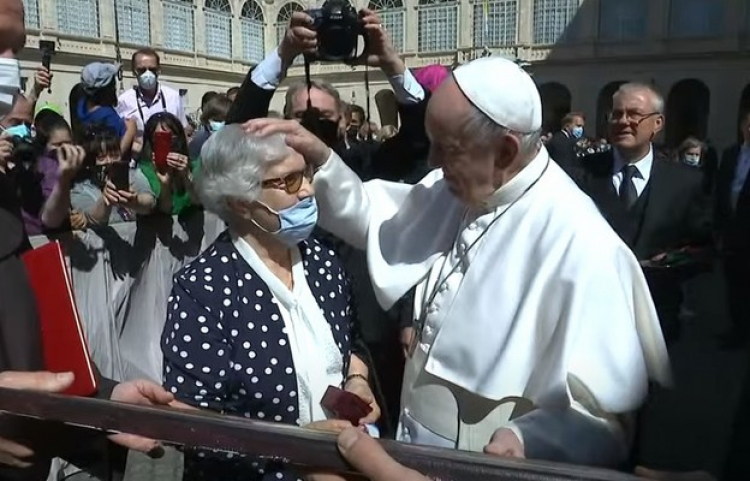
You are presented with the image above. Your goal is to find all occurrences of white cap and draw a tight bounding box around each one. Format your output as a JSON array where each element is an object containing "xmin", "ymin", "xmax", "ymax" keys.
[{"xmin": 453, "ymin": 56, "xmax": 542, "ymax": 134}]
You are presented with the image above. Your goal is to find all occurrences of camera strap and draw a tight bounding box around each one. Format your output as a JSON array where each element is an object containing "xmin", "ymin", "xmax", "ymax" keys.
[{"xmin": 364, "ymin": 65, "xmax": 372, "ymax": 142}]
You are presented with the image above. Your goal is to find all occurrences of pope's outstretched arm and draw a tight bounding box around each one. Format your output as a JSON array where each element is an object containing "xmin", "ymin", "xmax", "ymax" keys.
[{"xmin": 241, "ymin": 118, "xmax": 417, "ymax": 251}]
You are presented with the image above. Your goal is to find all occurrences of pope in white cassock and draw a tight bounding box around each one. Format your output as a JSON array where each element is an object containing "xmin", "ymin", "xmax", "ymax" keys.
[{"xmin": 244, "ymin": 56, "xmax": 672, "ymax": 468}]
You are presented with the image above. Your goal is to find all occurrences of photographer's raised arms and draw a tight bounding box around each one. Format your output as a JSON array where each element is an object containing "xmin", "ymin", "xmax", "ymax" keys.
[{"xmin": 227, "ymin": 6, "xmax": 431, "ymax": 183}]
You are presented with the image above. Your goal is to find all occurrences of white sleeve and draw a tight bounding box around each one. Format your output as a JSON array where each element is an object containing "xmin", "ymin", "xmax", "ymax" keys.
[
  {"xmin": 250, "ymin": 49, "xmax": 285, "ymax": 91},
  {"xmin": 313, "ymin": 151, "xmax": 373, "ymax": 250},
  {"xmin": 505, "ymin": 379, "xmax": 632, "ymax": 467},
  {"xmin": 387, "ymin": 69, "xmax": 426, "ymax": 105}
]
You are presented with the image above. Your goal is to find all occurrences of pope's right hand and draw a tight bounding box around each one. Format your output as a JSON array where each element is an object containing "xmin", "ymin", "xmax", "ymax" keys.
[
  {"xmin": 0, "ymin": 371, "xmax": 74, "ymax": 468},
  {"xmin": 242, "ymin": 118, "xmax": 331, "ymax": 169}
]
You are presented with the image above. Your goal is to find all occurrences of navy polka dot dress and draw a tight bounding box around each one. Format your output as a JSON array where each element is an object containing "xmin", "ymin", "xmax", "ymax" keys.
[{"xmin": 162, "ymin": 232, "xmax": 354, "ymax": 481}]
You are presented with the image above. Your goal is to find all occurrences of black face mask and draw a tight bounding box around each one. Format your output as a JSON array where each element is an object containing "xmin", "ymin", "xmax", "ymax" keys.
[
  {"xmin": 346, "ymin": 126, "xmax": 359, "ymax": 140},
  {"xmin": 300, "ymin": 108, "xmax": 340, "ymax": 148}
]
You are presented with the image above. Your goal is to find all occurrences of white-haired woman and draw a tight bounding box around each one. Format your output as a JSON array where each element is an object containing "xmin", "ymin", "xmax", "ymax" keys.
[{"xmin": 161, "ymin": 124, "xmax": 379, "ymax": 481}]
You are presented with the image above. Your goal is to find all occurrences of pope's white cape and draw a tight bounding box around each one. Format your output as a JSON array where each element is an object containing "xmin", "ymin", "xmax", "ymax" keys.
[{"xmin": 313, "ymin": 147, "xmax": 672, "ymax": 414}]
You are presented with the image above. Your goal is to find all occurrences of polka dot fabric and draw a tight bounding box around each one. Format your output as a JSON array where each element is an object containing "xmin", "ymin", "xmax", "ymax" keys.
[{"xmin": 162, "ymin": 232, "xmax": 354, "ymax": 481}]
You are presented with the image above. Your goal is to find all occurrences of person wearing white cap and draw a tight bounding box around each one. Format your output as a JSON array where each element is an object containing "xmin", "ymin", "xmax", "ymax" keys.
[{"xmin": 243, "ymin": 56, "xmax": 671, "ymax": 468}]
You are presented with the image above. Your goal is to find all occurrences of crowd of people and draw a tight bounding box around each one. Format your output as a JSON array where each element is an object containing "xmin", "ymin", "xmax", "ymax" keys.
[{"xmin": 2, "ymin": 0, "xmax": 749, "ymax": 480}]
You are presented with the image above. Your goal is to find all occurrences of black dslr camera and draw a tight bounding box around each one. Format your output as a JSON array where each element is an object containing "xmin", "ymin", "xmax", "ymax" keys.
[
  {"xmin": 11, "ymin": 135, "xmax": 37, "ymax": 168},
  {"xmin": 307, "ymin": 0, "xmax": 368, "ymax": 62}
]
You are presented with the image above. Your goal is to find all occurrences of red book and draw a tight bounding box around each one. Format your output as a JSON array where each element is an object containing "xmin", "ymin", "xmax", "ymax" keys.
[{"xmin": 22, "ymin": 242, "xmax": 98, "ymax": 396}]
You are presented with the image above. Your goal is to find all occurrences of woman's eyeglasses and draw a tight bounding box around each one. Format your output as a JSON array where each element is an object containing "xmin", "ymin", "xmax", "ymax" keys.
[{"xmin": 261, "ymin": 165, "xmax": 314, "ymax": 194}]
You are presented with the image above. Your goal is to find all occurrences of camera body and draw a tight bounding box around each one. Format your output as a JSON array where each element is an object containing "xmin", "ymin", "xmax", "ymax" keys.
[
  {"xmin": 307, "ymin": 0, "xmax": 367, "ymax": 62},
  {"xmin": 10, "ymin": 135, "xmax": 37, "ymax": 168}
]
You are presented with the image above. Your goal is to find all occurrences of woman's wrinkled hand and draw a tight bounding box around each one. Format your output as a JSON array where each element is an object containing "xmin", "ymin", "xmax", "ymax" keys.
[{"xmin": 344, "ymin": 377, "xmax": 380, "ymax": 425}]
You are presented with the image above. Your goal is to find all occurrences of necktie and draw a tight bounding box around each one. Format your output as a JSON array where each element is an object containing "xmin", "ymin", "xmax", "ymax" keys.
[{"xmin": 619, "ymin": 164, "xmax": 638, "ymax": 209}]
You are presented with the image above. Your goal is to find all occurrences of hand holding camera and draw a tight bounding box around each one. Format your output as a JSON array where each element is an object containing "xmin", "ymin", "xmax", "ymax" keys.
[
  {"xmin": 280, "ymin": 0, "xmax": 400, "ymax": 69},
  {"xmin": 55, "ymin": 144, "xmax": 85, "ymax": 184},
  {"xmin": 279, "ymin": 12, "xmax": 318, "ymax": 63},
  {"xmin": 0, "ymin": 134, "xmax": 12, "ymax": 170}
]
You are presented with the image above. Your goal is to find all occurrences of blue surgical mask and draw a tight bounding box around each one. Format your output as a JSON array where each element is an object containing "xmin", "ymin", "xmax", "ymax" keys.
[
  {"xmin": 2, "ymin": 123, "xmax": 31, "ymax": 139},
  {"xmin": 571, "ymin": 126, "xmax": 584, "ymax": 139},
  {"xmin": 209, "ymin": 120, "xmax": 225, "ymax": 132},
  {"xmin": 253, "ymin": 197, "xmax": 318, "ymax": 247}
]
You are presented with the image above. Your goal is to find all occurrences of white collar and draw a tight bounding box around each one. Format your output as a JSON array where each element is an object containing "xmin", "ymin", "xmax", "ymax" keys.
[
  {"xmin": 613, "ymin": 145, "xmax": 654, "ymax": 181},
  {"xmin": 230, "ymin": 232, "xmax": 302, "ymax": 309},
  {"xmin": 482, "ymin": 147, "xmax": 550, "ymax": 211}
]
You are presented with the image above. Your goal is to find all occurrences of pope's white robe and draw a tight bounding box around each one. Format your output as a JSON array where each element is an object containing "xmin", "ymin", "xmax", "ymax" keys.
[{"xmin": 313, "ymin": 146, "xmax": 672, "ymax": 466}]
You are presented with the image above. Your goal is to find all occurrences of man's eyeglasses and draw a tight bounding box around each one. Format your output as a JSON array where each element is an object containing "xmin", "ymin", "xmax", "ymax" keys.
[
  {"xmin": 607, "ymin": 110, "xmax": 661, "ymax": 125},
  {"xmin": 261, "ymin": 165, "xmax": 314, "ymax": 194}
]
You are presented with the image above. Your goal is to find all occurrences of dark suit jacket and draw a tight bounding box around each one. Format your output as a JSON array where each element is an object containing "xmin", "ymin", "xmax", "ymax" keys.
[
  {"xmin": 715, "ymin": 145, "xmax": 750, "ymax": 255},
  {"xmin": 546, "ymin": 131, "xmax": 578, "ymax": 170},
  {"xmin": 567, "ymin": 150, "xmax": 711, "ymax": 322},
  {"xmin": 570, "ymin": 150, "xmax": 711, "ymax": 261}
]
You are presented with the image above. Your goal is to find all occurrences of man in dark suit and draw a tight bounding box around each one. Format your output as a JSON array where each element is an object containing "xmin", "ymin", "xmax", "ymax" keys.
[
  {"xmin": 568, "ymin": 83, "xmax": 711, "ymax": 343},
  {"xmin": 545, "ymin": 111, "xmax": 585, "ymax": 170},
  {"xmin": 714, "ymin": 110, "xmax": 750, "ymax": 349}
]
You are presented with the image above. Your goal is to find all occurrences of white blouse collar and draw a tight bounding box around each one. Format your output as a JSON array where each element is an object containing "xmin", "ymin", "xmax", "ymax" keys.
[{"xmin": 230, "ymin": 232, "xmax": 304, "ymax": 310}]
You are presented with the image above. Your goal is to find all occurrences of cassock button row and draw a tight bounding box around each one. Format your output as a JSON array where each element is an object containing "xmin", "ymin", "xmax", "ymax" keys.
[
  {"xmin": 438, "ymin": 283, "xmax": 449, "ymax": 293},
  {"xmin": 426, "ymin": 305, "xmax": 439, "ymax": 314},
  {"xmin": 468, "ymin": 222, "xmax": 479, "ymax": 231}
]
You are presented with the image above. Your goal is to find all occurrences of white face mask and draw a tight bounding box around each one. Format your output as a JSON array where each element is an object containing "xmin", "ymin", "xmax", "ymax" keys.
[
  {"xmin": 137, "ymin": 69, "xmax": 158, "ymax": 91},
  {"xmin": 0, "ymin": 58, "xmax": 21, "ymax": 119},
  {"xmin": 683, "ymin": 153, "xmax": 701, "ymax": 166}
]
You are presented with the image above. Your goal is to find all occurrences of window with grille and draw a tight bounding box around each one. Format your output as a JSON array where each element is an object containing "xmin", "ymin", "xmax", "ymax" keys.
[
  {"xmin": 669, "ymin": 0, "xmax": 723, "ymax": 38},
  {"xmin": 417, "ymin": 0, "xmax": 458, "ymax": 53},
  {"xmin": 532, "ymin": 0, "xmax": 580, "ymax": 45},
  {"xmin": 205, "ymin": 0, "xmax": 233, "ymax": 58},
  {"xmin": 57, "ymin": 0, "xmax": 100, "ymax": 37},
  {"xmin": 23, "ymin": 0, "xmax": 40, "ymax": 29},
  {"xmin": 241, "ymin": 1, "xmax": 265, "ymax": 63},
  {"xmin": 163, "ymin": 0, "xmax": 195, "ymax": 52},
  {"xmin": 276, "ymin": 3, "xmax": 304, "ymax": 64},
  {"xmin": 116, "ymin": 0, "xmax": 151, "ymax": 45},
  {"xmin": 598, "ymin": 0, "xmax": 646, "ymax": 41},
  {"xmin": 368, "ymin": 0, "xmax": 405, "ymax": 53},
  {"xmin": 473, "ymin": 0, "xmax": 517, "ymax": 48}
]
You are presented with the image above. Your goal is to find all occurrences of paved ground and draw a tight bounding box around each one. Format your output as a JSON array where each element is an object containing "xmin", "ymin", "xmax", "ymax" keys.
[{"xmin": 115, "ymin": 268, "xmax": 745, "ymax": 480}]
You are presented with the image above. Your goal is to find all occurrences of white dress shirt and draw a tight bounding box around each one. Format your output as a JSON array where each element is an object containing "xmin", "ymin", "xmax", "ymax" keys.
[
  {"xmin": 117, "ymin": 83, "xmax": 187, "ymax": 135},
  {"xmin": 612, "ymin": 146, "xmax": 654, "ymax": 197},
  {"xmin": 232, "ymin": 234, "xmax": 343, "ymax": 426},
  {"xmin": 250, "ymin": 48, "xmax": 425, "ymax": 105}
]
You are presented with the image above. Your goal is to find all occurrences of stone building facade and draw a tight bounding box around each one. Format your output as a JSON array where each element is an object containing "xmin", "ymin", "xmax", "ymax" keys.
[{"xmin": 16, "ymin": 0, "xmax": 750, "ymax": 149}]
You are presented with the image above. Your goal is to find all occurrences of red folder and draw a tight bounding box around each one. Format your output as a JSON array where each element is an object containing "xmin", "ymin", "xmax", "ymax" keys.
[{"xmin": 22, "ymin": 242, "xmax": 98, "ymax": 396}]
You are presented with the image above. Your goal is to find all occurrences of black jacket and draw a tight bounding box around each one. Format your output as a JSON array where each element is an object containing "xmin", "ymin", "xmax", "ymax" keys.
[{"xmin": 715, "ymin": 144, "xmax": 750, "ymax": 254}]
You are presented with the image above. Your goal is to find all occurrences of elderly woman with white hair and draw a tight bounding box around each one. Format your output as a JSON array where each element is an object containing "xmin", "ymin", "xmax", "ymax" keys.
[{"xmin": 161, "ymin": 124, "xmax": 379, "ymax": 481}]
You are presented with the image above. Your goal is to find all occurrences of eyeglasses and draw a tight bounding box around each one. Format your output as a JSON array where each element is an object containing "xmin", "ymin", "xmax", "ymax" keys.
[
  {"xmin": 607, "ymin": 110, "xmax": 661, "ymax": 125},
  {"xmin": 261, "ymin": 165, "xmax": 314, "ymax": 194}
]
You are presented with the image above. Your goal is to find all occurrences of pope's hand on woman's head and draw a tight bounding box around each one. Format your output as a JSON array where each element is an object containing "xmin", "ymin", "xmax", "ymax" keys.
[{"xmin": 242, "ymin": 118, "xmax": 331, "ymax": 169}]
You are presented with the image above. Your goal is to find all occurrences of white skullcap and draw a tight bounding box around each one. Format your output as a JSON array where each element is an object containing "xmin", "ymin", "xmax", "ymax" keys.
[{"xmin": 453, "ymin": 56, "xmax": 542, "ymax": 134}]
